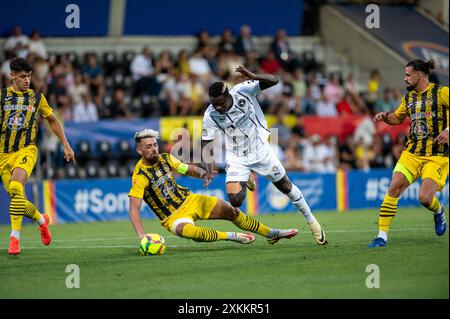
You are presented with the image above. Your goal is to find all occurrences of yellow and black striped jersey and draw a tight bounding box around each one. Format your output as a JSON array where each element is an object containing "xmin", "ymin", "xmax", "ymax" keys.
[
  {"xmin": 0, "ymin": 87, "xmax": 53, "ymax": 153},
  {"xmin": 395, "ymin": 83, "xmax": 448, "ymax": 157},
  {"xmin": 128, "ymin": 153, "xmax": 191, "ymax": 220}
]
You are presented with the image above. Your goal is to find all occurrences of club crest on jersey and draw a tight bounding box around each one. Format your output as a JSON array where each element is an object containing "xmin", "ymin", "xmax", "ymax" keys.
[
  {"xmin": 411, "ymin": 119, "xmax": 429, "ymax": 139},
  {"xmin": 237, "ymin": 98, "xmax": 246, "ymax": 107},
  {"xmin": 6, "ymin": 113, "xmax": 26, "ymax": 131}
]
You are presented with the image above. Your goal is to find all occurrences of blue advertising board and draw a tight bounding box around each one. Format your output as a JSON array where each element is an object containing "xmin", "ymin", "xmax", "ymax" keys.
[
  {"xmin": 0, "ymin": 0, "xmax": 109, "ymax": 37},
  {"xmin": 124, "ymin": 0, "xmax": 304, "ymax": 36},
  {"xmin": 257, "ymin": 172, "xmax": 337, "ymax": 214},
  {"xmin": 48, "ymin": 174, "xmax": 231, "ymax": 224},
  {"xmin": 347, "ymin": 169, "xmax": 449, "ymax": 209}
]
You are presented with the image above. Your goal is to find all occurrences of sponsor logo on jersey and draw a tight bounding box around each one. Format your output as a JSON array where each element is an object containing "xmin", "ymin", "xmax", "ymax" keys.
[
  {"xmin": 3, "ymin": 104, "xmax": 35, "ymax": 112},
  {"xmin": 411, "ymin": 119, "xmax": 429, "ymax": 139},
  {"xmin": 410, "ymin": 111, "xmax": 436, "ymax": 120},
  {"xmin": 6, "ymin": 113, "xmax": 26, "ymax": 130}
]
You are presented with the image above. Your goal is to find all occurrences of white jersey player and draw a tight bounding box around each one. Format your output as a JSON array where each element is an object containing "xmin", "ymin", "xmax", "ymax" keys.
[{"xmin": 201, "ymin": 66, "xmax": 327, "ymax": 245}]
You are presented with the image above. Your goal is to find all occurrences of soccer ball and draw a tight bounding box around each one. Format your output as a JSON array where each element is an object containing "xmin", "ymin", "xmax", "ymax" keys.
[{"xmin": 139, "ymin": 233, "xmax": 166, "ymax": 256}]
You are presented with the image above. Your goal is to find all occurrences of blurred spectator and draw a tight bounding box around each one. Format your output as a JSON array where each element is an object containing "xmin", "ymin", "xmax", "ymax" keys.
[
  {"xmin": 223, "ymin": 51, "xmax": 244, "ymax": 77},
  {"xmin": 67, "ymin": 72, "xmax": 88, "ymax": 105},
  {"xmin": 174, "ymin": 49, "xmax": 190, "ymax": 76},
  {"xmin": 181, "ymin": 73, "xmax": 208, "ymax": 115},
  {"xmin": 196, "ymin": 30, "xmax": 216, "ymax": 58},
  {"xmin": 155, "ymin": 50, "xmax": 174, "ymax": 77},
  {"xmin": 48, "ymin": 74, "xmax": 69, "ymax": 109},
  {"xmin": 323, "ymin": 135, "xmax": 339, "ymax": 172},
  {"xmin": 307, "ymin": 73, "xmax": 321, "ymax": 101},
  {"xmin": 270, "ymin": 28, "xmax": 299, "ymax": 72},
  {"xmin": 107, "ymin": 87, "xmax": 133, "ymax": 119},
  {"xmin": 315, "ymin": 92, "xmax": 338, "ymax": 117},
  {"xmin": 291, "ymin": 116, "xmax": 306, "ymax": 139},
  {"xmin": 292, "ymin": 68, "xmax": 307, "ymax": 99},
  {"xmin": 374, "ymin": 88, "xmax": 397, "ymax": 113},
  {"xmin": 1, "ymin": 52, "xmax": 15, "ymax": 86},
  {"xmin": 260, "ymin": 51, "xmax": 281, "ymax": 75},
  {"xmin": 235, "ymin": 25, "xmax": 257, "ymax": 57},
  {"xmin": 5, "ymin": 26, "xmax": 29, "ymax": 58},
  {"xmin": 300, "ymin": 87, "xmax": 317, "ymax": 115},
  {"xmin": 32, "ymin": 55, "xmax": 49, "ymax": 82},
  {"xmin": 336, "ymin": 90, "xmax": 359, "ymax": 115},
  {"xmin": 353, "ymin": 116, "xmax": 376, "ymax": 148},
  {"xmin": 28, "ymin": 30, "xmax": 47, "ymax": 60},
  {"xmin": 271, "ymin": 78, "xmax": 300, "ymax": 115},
  {"xmin": 283, "ymin": 141, "xmax": 303, "ymax": 171},
  {"xmin": 369, "ymin": 137, "xmax": 386, "ymax": 168},
  {"xmin": 130, "ymin": 46, "xmax": 155, "ymax": 96},
  {"xmin": 243, "ymin": 50, "xmax": 260, "ymax": 73},
  {"xmin": 72, "ymin": 92, "xmax": 99, "ymax": 123},
  {"xmin": 188, "ymin": 48, "xmax": 212, "ymax": 83},
  {"xmin": 218, "ymin": 28, "xmax": 235, "ymax": 54},
  {"xmin": 81, "ymin": 53, "xmax": 105, "ymax": 105},
  {"xmin": 302, "ymin": 134, "xmax": 329, "ymax": 172},
  {"xmin": 323, "ymin": 73, "xmax": 343, "ymax": 106},
  {"xmin": 367, "ymin": 69, "xmax": 381, "ymax": 111},
  {"xmin": 344, "ymin": 73, "xmax": 359, "ymax": 96},
  {"xmin": 160, "ymin": 69, "xmax": 186, "ymax": 116},
  {"xmin": 355, "ymin": 136, "xmax": 374, "ymax": 171},
  {"xmin": 339, "ymin": 135, "xmax": 356, "ymax": 170}
]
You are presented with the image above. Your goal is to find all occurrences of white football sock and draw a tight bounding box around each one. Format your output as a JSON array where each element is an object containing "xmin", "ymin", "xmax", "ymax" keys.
[
  {"xmin": 11, "ymin": 230, "xmax": 20, "ymax": 240},
  {"xmin": 226, "ymin": 232, "xmax": 237, "ymax": 240},
  {"xmin": 378, "ymin": 230, "xmax": 388, "ymax": 241},
  {"xmin": 38, "ymin": 215, "xmax": 45, "ymax": 226},
  {"xmin": 286, "ymin": 184, "xmax": 315, "ymax": 223}
]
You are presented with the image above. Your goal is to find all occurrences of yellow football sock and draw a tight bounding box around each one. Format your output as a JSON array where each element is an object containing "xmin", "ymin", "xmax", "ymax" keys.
[
  {"xmin": 426, "ymin": 196, "xmax": 441, "ymax": 214},
  {"xmin": 24, "ymin": 201, "xmax": 43, "ymax": 223},
  {"xmin": 378, "ymin": 194, "xmax": 399, "ymax": 233},
  {"xmin": 181, "ymin": 223, "xmax": 228, "ymax": 242},
  {"xmin": 9, "ymin": 181, "xmax": 26, "ymax": 233},
  {"xmin": 232, "ymin": 211, "xmax": 271, "ymax": 237}
]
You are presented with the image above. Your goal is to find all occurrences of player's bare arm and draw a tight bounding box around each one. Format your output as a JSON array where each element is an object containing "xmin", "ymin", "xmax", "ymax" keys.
[
  {"xmin": 185, "ymin": 164, "xmax": 214, "ymax": 187},
  {"xmin": 235, "ymin": 65, "xmax": 279, "ymax": 90},
  {"xmin": 373, "ymin": 111, "xmax": 403, "ymax": 125},
  {"xmin": 129, "ymin": 196, "xmax": 146, "ymax": 239},
  {"xmin": 200, "ymin": 139, "xmax": 215, "ymax": 187},
  {"xmin": 44, "ymin": 114, "xmax": 76, "ymax": 164}
]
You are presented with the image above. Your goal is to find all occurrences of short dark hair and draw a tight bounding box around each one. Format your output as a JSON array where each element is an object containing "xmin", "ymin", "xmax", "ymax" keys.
[
  {"xmin": 208, "ymin": 82, "xmax": 228, "ymax": 97},
  {"xmin": 406, "ymin": 59, "xmax": 435, "ymax": 75},
  {"xmin": 10, "ymin": 58, "xmax": 33, "ymax": 73}
]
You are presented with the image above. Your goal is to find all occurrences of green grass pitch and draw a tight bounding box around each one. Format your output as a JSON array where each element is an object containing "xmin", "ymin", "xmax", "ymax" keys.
[{"xmin": 0, "ymin": 207, "xmax": 448, "ymax": 299}]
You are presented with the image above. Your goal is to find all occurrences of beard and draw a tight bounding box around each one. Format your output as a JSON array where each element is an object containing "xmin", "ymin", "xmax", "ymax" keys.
[{"xmin": 406, "ymin": 85, "xmax": 415, "ymax": 91}]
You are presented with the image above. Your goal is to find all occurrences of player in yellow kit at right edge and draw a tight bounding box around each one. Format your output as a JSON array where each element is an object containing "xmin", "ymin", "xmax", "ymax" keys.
[{"xmin": 369, "ymin": 59, "xmax": 448, "ymax": 248}]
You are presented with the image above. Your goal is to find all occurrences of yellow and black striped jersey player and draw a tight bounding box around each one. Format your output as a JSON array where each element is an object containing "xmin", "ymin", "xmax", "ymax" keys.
[{"xmin": 128, "ymin": 128, "xmax": 298, "ymax": 246}]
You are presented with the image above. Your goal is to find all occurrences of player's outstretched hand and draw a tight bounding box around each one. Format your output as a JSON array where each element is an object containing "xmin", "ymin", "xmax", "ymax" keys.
[
  {"xmin": 374, "ymin": 112, "xmax": 389, "ymax": 122},
  {"xmin": 203, "ymin": 173, "xmax": 213, "ymax": 188},
  {"xmin": 202, "ymin": 170, "xmax": 218, "ymax": 188},
  {"xmin": 63, "ymin": 143, "xmax": 77, "ymax": 164},
  {"xmin": 235, "ymin": 65, "xmax": 256, "ymax": 81},
  {"xmin": 434, "ymin": 129, "xmax": 449, "ymax": 145}
]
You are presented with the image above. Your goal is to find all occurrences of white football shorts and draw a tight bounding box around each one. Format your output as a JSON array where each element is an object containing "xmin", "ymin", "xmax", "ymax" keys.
[{"xmin": 225, "ymin": 146, "xmax": 286, "ymax": 183}]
